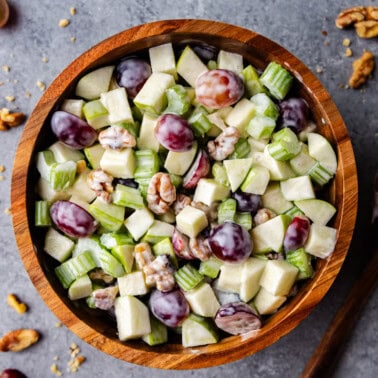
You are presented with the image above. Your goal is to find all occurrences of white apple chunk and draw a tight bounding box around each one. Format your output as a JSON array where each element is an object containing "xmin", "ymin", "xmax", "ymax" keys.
[
  {"xmin": 294, "ymin": 199, "xmax": 336, "ymax": 225},
  {"xmin": 124, "ymin": 207, "xmax": 155, "ymax": 241},
  {"xmin": 137, "ymin": 113, "xmax": 160, "ymax": 152},
  {"xmin": 224, "ymin": 98, "xmax": 256, "ymax": 136},
  {"xmin": 254, "ymin": 287, "xmax": 287, "ymax": 315},
  {"xmin": 304, "ymin": 223, "xmax": 337, "ymax": 258},
  {"xmin": 164, "ymin": 141, "xmax": 198, "ymax": 176},
  {"xmin": 118, "ymin": 271, "xmax": 149, "ymax": 296},
  {"xmin": 280, "ymin": 175, "xmax": 315, "ymax": 201},
  {"xmin": 175, "ymin": 206, "xmax": 208, "ymax": 238},
  {"xmin": 193, "ymin": 178, "xmax": 230, "ymax": 206},
  {"xmin": 262, "ymin": 182, "xmax": 293, "ymax": 214},
  {"xmin": 240, "ymin": 165, "xmax": 270, "ymax": 195},
  {"xmin": 307, "ymin": 132, "xmax": 337, "ymax": 175},
  {"xmin": 176, "ymin": 46, "xmax": 208, "ymax": 87},
  {"xmin": 216, "ymin": 262, "xmax": 244, "ymax": 293},
  {"xmin": 100, "ymin": 147, "xmax": 135, "ymax": 179},
  {"xmin": 224, "ymin": 158, "xmax": 253, "ymax": 191},
  {"xmin": 239, "ymin": 258, "xmax": 267, "ymax": 302},
  {"xmin": 100, "ymin": 87, "xmax": 133, "ymax": 124},
  {"xmin": 184, "ymin": 283, "xmax": 220, "ymax": 317}
]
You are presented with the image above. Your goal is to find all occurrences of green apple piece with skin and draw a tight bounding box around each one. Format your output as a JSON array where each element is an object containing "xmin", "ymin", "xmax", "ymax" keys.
[
  {"xmin": 61, "ymin": 99, "xmax": 85, "ymax": 118},
  {"xmin": 224, "ymin": 98, "xmax": 256, "ymax": 137},
  {"xmin": 304, "ymin": 223, "xmax": 337, "ymax": 258},
  {"xmin": 82, "ymin": 99, "xmax": 109, "ymax": 129},
  {"xmin": 247, "ymin": 114, "xmax": 276, "ymax": 140},
  {"xmin": 44, "ymin": 227, "xmax": 74, "ymax": 262},
  {"xmin": 100, "ymin": 232, "xmax": 133, "ymax": 249},
  {"xmin": 124, "ymin": 207, "xmax": 155, "ymax": 241},
  {"xmin": 289, "ymin": 143, "xmax": 317, "ymax": 176},
  {"xmin": 280, "ymin": 175, "xmax": 315, "ymax": 201},
  {"xmin": 262, "ymin": 182, "xmax": 293, "ymax": 214},
  {"xmin": 88, "ymin": 198, "xmax": 125, "ymax": 232},
  {"xmin": 164, "ymin": 141, "xmax": 198, "ymax": 175},
  {"xmin": 100, "ymin": 87, "xmax": 134, "ymax": 124},
  {"xmin": 217, "ymin": 50, "xmax": 243, "ymax": 74},
  {"xmin": 307, "ymin": 132, "xmax": 337, "ymax": 175},
  {"xmin": 68, "ymin": 274, "xmax": 92, "ymax": 300},
  {"xmin": 184, "ymin": 282, "xmax": 220, "ymax": 317},
  {"xmin": 84, "ymin": 143, "xmax": 105, "ymax": 169},
  {"xmin": 142, "ymin": 316, "xmax": 168, "ymax": 346},
  {"xmin": 100, "ymin": 147, "xmax": 135, "ymax": 179},
  {"xmin": 259, "ymin": 260, "xmax": 298, "ymax": 296},
  {"xmin": 112, "ymin": 244, "xmax": 134, "ymax": 273},
  {"xmin": 75, "ymin": 66, "xmax": 114, "ymax": 100},
  {"xmin": 176, "ymin": 46, "xmax": 208, "ymax": 87},
  {"xmin": 223, "ymin": 158, "xmax": 254, "ymax": 192},
  {"xmin": 114, "ymin": 295, "xmax": 151, "ymax": 341},
  {"xmin": 242, "ymin": 65, "xmax": 266, "ymax": 97},
  {"xmin": 37, "ymin": 177, "xmax": 71, "ymax": 202},
  {"xmin": 251, "ymin": 93, "xmax": 279, "ymax": 120},
  {"xmin": 49, "ymin": 141, "xmax": 84, "ymax": 163},
  {"xmin": 67, "ymin": 168, "xmax": 97, "ymax": 203},
  {"xmin": 193, "ymin": 178, "xmax": 230, "ymax": 207},
  {"xmin": 253, "ymin": 287, "xmax": 287, "ymax": 315},
  {"xmin": 137, "ymin": 113, "xmax": 160, "ymax": 152},
  {"xmin": 240, "ymin": 165, "xmax": 270, "ymax": 195},
  {"xmin": 286, "ymin": 248, "xmax": 313, "ymax": 280},
  {"xmin": 199, "ymin": 256, "xmax": 223, "ymax": 279},
  {"xmin": 133, "ymin": 72, "xmax": 175, "ymax": 115},
  {"xmin": 112, "ymin": 184, "xmax": 144, "ymax": 209},
  {"xmin": 251, "ymin": 214, "xmax": 291, "ymax": 253},
  {"xmin": 152, "ymin": 237, "xmax": 178, "ymax": 269},
  {"xmin": 294, "ymin": 199, "xmax": 336, "ymax": 225},
  {"xmin": 176, "ymin": 206, "xmax": 208, "ymax": 238},
  {"xmin": 149, "ymin": 42, "xmax": 177, "ymax": 79},
  {"xmin": 36, "ymin": 150, "xmax": 56, "ymax": 181},
  {"xmin": 182, "ymin": 313, "xmax": 219, "ymax": 348},
  {"xmin": 216, "ymin": 262, "xmax": 244, "ymax": 293},
  {"xmin": 142, "ymin": 220, "xmax": 175, "ymax": 244},
  {"xmin": 118, "ymin": 271, "xmax": 149, "ymax": 296},
  {"xmin": 240, "ymin": 258, "xmax": 267, "ymax": 302}
]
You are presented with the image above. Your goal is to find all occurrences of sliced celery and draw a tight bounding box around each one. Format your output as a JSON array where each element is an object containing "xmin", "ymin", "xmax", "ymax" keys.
[
  {"xmin": 212, "ymin": 162, "xmax": 229, "ymax": 187},
  {"xmin": 97, "ymin": 249, "xmax": 125, "ymax": 277},
  {"xmin": 234, "ymin": 212, "xmax": 252, "ymax": 230},
  {"xmin": 284, "ymin": 206, "xmax": 304, "ymax": 220},
  {"xmin": 164, "ymin": 84, "xmax": 191, "ymax": 115},
  {"xmin": 260, "ymin": 62, "xmax": 293, "ymax": 100},
  {"xmin": 88, "ymin": 198, "xmax": 125, "ymax": 232},
  {"xmin": 35, "ymin": 200, "xmax": 51, "ymax": 226},
  {"xmin": 217, "ymin": 198, "xmax": 237, "ymax": 224},
  {"xmin": 229, "ymin": 138, "xmax": 251, "ymax": 159},
  {"xmin": 49, "ymin": 161, "xmax": 77, "ymax": 190},
  {"xmin": 199, "ymin": 256, "xmax": 222, "ymax": 279},
  {"xmin": 134, "ymin": 149, "xmax": 159, "ymax": 180},
  {"xmin": 247, "ymin": 115, "xmax": 276, "ymax": 140},
  {"xmin": 267, "ymin": 127, "xmax": 301, "ymax": 161},
  {"xmin": 152, "ymin": 237, "xmax": 178, "ymax": 269},
  {"xmin": 309, "ymin": 162, "xmax": 333, "ymax": 186},
  {"xmin": 100, "ymin": 232, "xmax": 134, "ymax": 249},
  {"xmin": 175, "ymin": 264, "xmax": 204, "ymax": 291},
  {"xmin": 55, "ymin": 251, "xmax": 96, "ymax": 289},
  {"xmin": 188, "ymin": 112, "xmax": 213, "ymax": 136},
  {"xmin": 251, "ymin": 93, "xmax": 279, "ymax": 120},
  {"xmin": 242, "ymin": 65, "xmax": 266, "ymax": 97},
  {"xmin": 286, "ymin": 248, "xmax": 313, "ymax": 280},
  {"xmin": 113, "ymin": 184, "xmax": 145, "ymax": 209}
]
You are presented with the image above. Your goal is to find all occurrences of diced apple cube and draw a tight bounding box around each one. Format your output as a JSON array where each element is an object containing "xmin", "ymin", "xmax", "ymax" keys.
[
  {"xmin": 216, "ymin": 263, "xmax": 244, "ymax": 293},
  {"xmin": 44, "ymin": 227, "xmax": 74, "ymax": 262},
  {"xmin": 100, "ymin": 87, "xmax": 133, "ymax": 124},
  {"xmin": 225, "ymin": 98, "xmax": 256, "ymax": 136},
  {"xmin": 254, "ymin": 287, "xmax": 286, "ymax": 315},
  {"xmin": 61, "ymin": 99, "xmax": 85, "ymax": 118},
  {"xmin": 262, "ymin": 182, "xmax": 293, "ymax": 214},
  {"xmin": 83, "ymin": 99, "xmax": 109, "ymax": 129},
  {"xmin": 217, "ymin": 50, "xmax": 244, "ymax": 74},
  {"xmin": 114, "ymin": 296, "xmax": 151, "ymax": 341},
  {"xmin": 240, "ymin": 165, "xmax": 270, "ymax": 195},
  {"xmin": 184, "ymin": 283, "xmax": 220, "ymax": 317},
  {"xmin": 182, "ymin": 314, "xmax": 219, "ymax": 348},
  {"xmin": 137, "ymin": 113, "xmax": 160, "ymax": 152},
  {"xmin": 37, "ymin": 178, "xmax": 71, "ymax": 202},
  {"xmin": 49, "ymin": 141, "xmax": 84, "ymax": 163},
  {"xmin": 259, "ymin": 260, "xmax": 298, "ymax": 296},
  {"xmin": 176, "ymin": 206, "xmax": 208, "ymax": 238},
  {"xmin": 118, "ymin": 271, "xmax": 149, "ymax": 296},
  {"xmin": 68, "ymin": 275, "xmax": 92, "ymax": 300},
  {"xmin": 193, "ymin": 178, "xmax": 230, "ymax": 206},
  {"xmin": 124, "ymin": 207, "xmax": 155, "ymax": 241},
  {"xmin": 280, "ymin": 175, "xmax": 315, "ymax": 201},
  {"xmin": 304, "ymin": 223, "xmax": 337, "ymax": 258},
  {"xmin": 84, "ymin": 143, "xmax": 105, "ymax": 169},
  {"xmin": 164, "ymin": 141, "xmax": 198, "ymax": 175},
  {"xmin": 239, "ymin": 258, "xmax": 267, "ymax": 302},
  {"xmin": 149, "ymin": 43, "xmax": 177, "ymax": 79},
  {"xmin": 67, "ymin": 169, "xmax": 97, "ymax": 203},
  {"xmin": 100, "ymin": 147, "xmax": 135, "ymax": 179},
  {"xmin": 224, "ymin": 158, "xmax": 253, "ymax": 192},
  {"xmin": 294, "ymin": 199, "xmax": 337, "ymax": 225}
]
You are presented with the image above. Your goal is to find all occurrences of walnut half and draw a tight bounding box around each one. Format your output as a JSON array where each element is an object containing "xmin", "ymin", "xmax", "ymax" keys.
[
  {"xmin": 0, "ymin": 329, "xmax": 39, "ymax": 352},
  {"xmin": 349, "ymin": 50, "xmax": 375, "ymax": 89}
]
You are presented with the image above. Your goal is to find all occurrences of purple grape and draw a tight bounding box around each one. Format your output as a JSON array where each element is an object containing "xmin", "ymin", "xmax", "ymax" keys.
[
  {"xmin": 279, "ymin": 98, "xmax": 309, "ymax": 133},
  {"xmin": 214, "ymin": 302, "xmax": 262, "ymax": 335},
  {"xmin": 50, "ymin": 200, "xmax": 98, "ymax": 238},
  {"xmin": 0, "ymin": 369, "xmax": 27, "ymax": 378},
  {"xmin": 149, "ymin": 289, "xmax": 190, "ymax": 328},
  {"xmin": 283, "ymin": 215, "xmax": 311, "ymax": 252},
  {"xmin": 209, "ymin": 222, "xmax": 252, "ymax": 262},
  {"xmin": 115, "ymin": 57, "xmax": 151, "ymax": 99},
  {"xmin": 113, "ymin": 178, "xmax": 138, "ymax": 189},
  {"xmin": 51, "ymin": 111, "xmax": 97, "ymax": 149},
  {"xmin": 155, "ymin": 114, "xmax": 194, "ymax": 152},
  {"xmin": 172, "ymin": 228, "xmax": 194, "ymax": 260},
  {"xmin": 191, "ymin": 42, "xmax": 218, "ymax": 62},
  {"xmin": 231, "ymin": 191, "xmax": 262, "ymax": 214}
]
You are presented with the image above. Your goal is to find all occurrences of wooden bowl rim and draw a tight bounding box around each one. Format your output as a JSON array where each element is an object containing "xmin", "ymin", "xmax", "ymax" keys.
[{"xmin": 11, "ymin": 19, "xmax": 358, "ymax": 369}]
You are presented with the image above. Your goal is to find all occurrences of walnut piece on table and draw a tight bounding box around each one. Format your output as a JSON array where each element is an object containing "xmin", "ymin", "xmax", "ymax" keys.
[
  {"xmin": 349, "ymin": 50, "xmax": 375, "ymax": 89},
  {"xmin": 0, "ymin": 329, "xmax": 39, "ymax": 352}
]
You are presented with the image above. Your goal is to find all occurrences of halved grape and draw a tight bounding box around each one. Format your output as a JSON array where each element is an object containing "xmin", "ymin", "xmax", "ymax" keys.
[
  {"xmin": 155, "ymin": 114, "xmax": 194, "ymax": 152},
  {"xmin": 279, "ymin": 98, "xmax": 309, "ymax": 133},
  {"xmin": 0, "ymin": 369, "xmax": 27, "ymax": 378},
  {"xmin": 214, "ymin": 302, "xmax": 262, "ymax": 335},
  {"xmin": 149, "ymin": 289, "xmax": 190, "ymax": 328},
  {"xmin": 209, "ymin": 222, "xmax": 252, "ymax": 263},
  {"xmin": 115, "ymin": 57, "xmax": 152, "ymax": 99},
  {"xmin": 183, "ymin": 149, "xmax": 210, "ymax": 189},
  {"xmin": 283, "ymin": 215, "xmax": 311, "ymax": 252},
  {"xmin": 50, "ymin": 200, "xmax": 98, "ymax": 238},
  {"xmin": 195, "ymin": 69, "xmax": 244, "ymax": 109},
  {"xmin": 51, "ymin": 111, "xmax": 97, "ymax": 149},
  {"xmin": 172, "ymin": 228, "xmax": 195, "ymax": 260}
]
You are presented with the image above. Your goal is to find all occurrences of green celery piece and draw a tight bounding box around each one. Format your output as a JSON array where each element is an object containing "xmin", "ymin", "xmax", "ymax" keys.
[
  {"xmin": 218, "ymin": 198, "xmax": 237, "ymax": 224},
  {"xmin": 135, "ymin": 177, "xmax": 150, "ymax": 197},
  {"xmin": 284, "ymin": 206, "xmax": 304, "ymax": 220},
  {"xmin": 174, "ymin": 264, "xmax": 204, "ymax": 291},
  {"xmin": 152, "ymin": 237, "xmax": 178, "ymax": 269},
  {"xmin": 118, "ymin": 121, "xmax": 140, "ymax": 138},
  {"xmin": 134, "ymin": 149, "xmax": 160, "ymax": 180},
  {"xmin": 188, "ymin": 112, "xmax": 213, "ymax": 136},
  {"xmin": 55, "ymin": 251, "xmax": 96, "ymax": 289},
  {"xmin": 234, "ymin": 212, "xmax": 252, "ymax": 230},
  {"xmin": 247, "ymin": 114, "xmax": 276, "ymax": 140},
  {"xmin": 286, "ymin": 248, "xmax": 313, "ymax": 280},
  {"xmin": 267, "ymin": 127, "xmax": 301, "ymax": 161},
  {"xmin": 142, "ymin": 316, "xmax": 168, "ymax": 346},
  {"xmin": 260, "ymin": 62, "xmax": 293, "ymax": 100},
  {"xmin": 111, "ymin": 244, "xmax": 134, "ymax": 273},
  {"xmin": 308, "ymin": 162, "xmax": 333, "ymax": 186},
  {"xmin": 49, "ymin": 161, "xmax": 77, "ymax": 190},
  {"xmin": 35, "ymin": 200, "xmax": 51, "ymax": 226},
  {"xmin": 251, "ymin": 93, "xmax": 279, "ymax": 120},
  {"xmin": 212, "ymin": 162, "xmax": 229, "ymax": 187},
  {"xmin": 164, "ymin": 84, "xmax": 191, "ymax": 115},
  {"xmin": 83, "ymin": 99, "xmax": 109, "ymax": 128},
  {"xmin": 242, "ymin": 65, "xmax": 266, "ymax": 97},
  {"xmin": 199, "ymin": 256, "xmax": 222, "ymax": 279},
  {"xmin": 229, "ymin": 138, "xmax": 251, "ymax": 159},
  {"xmin": 100, "ymin": 232, "xmax": 134, "ymax": 249},
  {"xmin": 88, "ymin": 198, "xmax": 125, "ymax": 232},
  {"xmin": 113, "ymin": 184, "xmax": 145, "ymax": 209}
]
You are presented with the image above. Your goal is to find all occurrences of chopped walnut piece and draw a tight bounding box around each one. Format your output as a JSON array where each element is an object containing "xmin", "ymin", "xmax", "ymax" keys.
[
  {"xmin": 0, "ymin": 329, "xmax": 39, "ymax": 352},
  {"xmin": 87, "ymin": 169, "xmax": 114, "ymax": 203},
  {"xmin": 354, "ymin": 20, "xmax": 378, "ymax": 38},
  {"xmin": 254, "ymin": 208, "xmax": 276, "ymax": 226},
  {"xmin": 335, "ymin": 6, "xmax": 367, "ymax": 28},
  {"xmin": 207, "ymin": 126, "xmax": 240, "ymax": 161},
  {"xmin": 342, "ymin": 38, "xmax": 351, "ymax": 46},
  {"xmin": 189, "ymin": 236, "xmax": 212, "ymax": 261},
  {"xmin": 92, "ymin": 286, "xmax": 118, "ymax": 310},
  {"xmin": 98, "ymin": 125, "xmax": 136, "ymax": 150},
  {"xmin": 147, "ymin": 172, "xmax": 176, "ymax": 214},
  {"xmin": 367, "ymin": 6, "xmax": 378, "ymax": 20},
  {"xmin": 349, "ymin": 50, "xmax": 375, "ymax": 89},
  {"xmin": 2, "ymin": 65, "xmax": 10, "ymax": 72},
  {"xmin": 172, "ymin": 194, "xmax": 192, "ymax": 215},
  {"xmin": 0, "ymin": 108, "xmax": 25, "ymax": 129},
  {"xmin": 89, "ymin": 268, "xmax": 115, "ymax": 284},
  {"xmin": 7, "ymin": 294, "xmax": 28, "ymax": 314},
  {"xmin": 143, "ymin": 255, "xmax": 176, "ymax": 292},
  {"xmin": 76, "ymin": 159, "xmax": 87, "ymax": 174},
  {"xmin": 134, "ymin": 242, "xmax": 154, "ymax": 270},
  {"xmin": 59, "ymin": 18, "xmax": 70, "ymax": 27},
  {"xmin": 5, "ymin": 95, "xmax": 15, "ymax": 102}
]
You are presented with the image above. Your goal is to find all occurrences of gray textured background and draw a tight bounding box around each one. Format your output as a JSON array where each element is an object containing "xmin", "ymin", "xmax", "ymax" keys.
[{"xmin": 0, "ymin": 0, "xmax": 377, "ymax": 377}]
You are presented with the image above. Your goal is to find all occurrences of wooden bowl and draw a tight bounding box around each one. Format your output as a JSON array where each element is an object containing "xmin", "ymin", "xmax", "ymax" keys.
[{"xmin": 11, "ymin": 19, "xmax": 358, "ymax": 369}]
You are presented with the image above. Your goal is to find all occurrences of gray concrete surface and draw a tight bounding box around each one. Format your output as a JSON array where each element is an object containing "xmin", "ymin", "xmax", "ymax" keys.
[{"xmin": 0, "ymin": 0, "xmax": 377, "ymax": 377}]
